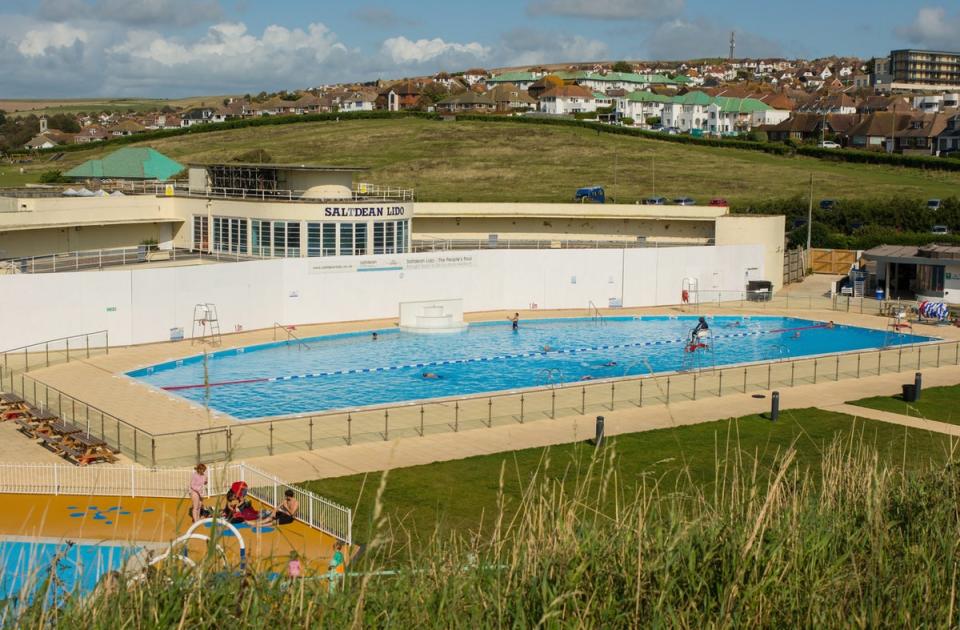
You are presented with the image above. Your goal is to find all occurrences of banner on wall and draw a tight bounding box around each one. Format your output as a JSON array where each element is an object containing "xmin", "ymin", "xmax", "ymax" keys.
[{"xmin": 308, "ymin": 254, "xmax": 476, "ymax": 275}]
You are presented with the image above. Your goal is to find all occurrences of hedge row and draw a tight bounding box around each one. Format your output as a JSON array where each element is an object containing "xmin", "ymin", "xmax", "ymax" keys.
[{"xmin": 12, "ymin": 111, "xmax": 440, "ymax": 157}]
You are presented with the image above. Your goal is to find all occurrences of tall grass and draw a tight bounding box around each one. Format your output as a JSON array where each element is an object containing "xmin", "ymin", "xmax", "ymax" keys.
[{"xmin": 5, "ymin": 434, "xmax": 960, "ymax": 628}]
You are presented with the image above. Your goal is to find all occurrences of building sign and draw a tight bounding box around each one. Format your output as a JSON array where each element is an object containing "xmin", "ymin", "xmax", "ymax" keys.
[
  {"xmin": 323, "ymin": 206, "xmax": 406, "ymax": 218},
  {"xmin": 308, "ymin": 253, "xmax": 475, "ymax": 274}
]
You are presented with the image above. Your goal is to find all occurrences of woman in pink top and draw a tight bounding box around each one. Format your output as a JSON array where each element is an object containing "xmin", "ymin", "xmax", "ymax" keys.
[{"xmin": 189, "ymin": 463, "xmax": 207, "ymax": 522}]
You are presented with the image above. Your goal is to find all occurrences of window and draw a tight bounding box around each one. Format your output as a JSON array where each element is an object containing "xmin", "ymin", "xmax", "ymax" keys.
[
  {"xmin": 251, "ymin": 220, "xmax": 270, "ymax": 256},
  {"xmin": 396, "ymin": 220, "xmax": 407, "ymax": 253},
  {"xmin": 285, "ymin": 222, "xmax": 300, "ymax": 257},
  {"xmin": 918, "ymin": 265, "xmax": 945, "ymax": 294},
  {"xmin": 354, "ymin": 223, "xmax": 368, "ymax": 255},
  {"xmin": 385, "ymin": 221, "xmax": 395, "ymax": 254},
  {"xmin": 193, "ymin": 216, "xmax": 208, "ymax": 250},
  {"xmin": 322, "ymin": 223, "xmax": 336, "ymax": 256},
  {"xmin": 373, "ymin": 222, "xmax": 385, "ymax": 254},
  {"xmin": 307, "ymin": 223, "xmax": 323, "ymax": 257},
  {"xmin": 211, "ymin": 217, "xmax": 247, "ymax": 254},
  {"xmin": 339, "ymin": 223, "xmax": 354, "ymax": 256}
]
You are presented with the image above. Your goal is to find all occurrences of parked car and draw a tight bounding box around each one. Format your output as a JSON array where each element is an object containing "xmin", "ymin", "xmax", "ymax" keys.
[
  {"xmin": 574, "ymin": 186, "xmax": 605, "ymax": 203},
  {"xmin": 673, "ymin": 197, "xmax": 696, "ymax": 206},
  {"xmin": 819, "ymin": 199, "xmax": 837, "ymax": 210},
  {"xmin": 708, "ymin": 198, "xmax": 729, "ymax": 207},
  {"xmin": 644, "ymin": 196, "xmax": 667, "ymax": 205},
  {"xmin": 649, "ymin": 124, "xmax": 664, "ymax": 132},
  {"xmin": 928, "ymin": 199, "xmax": 942, "ymax": 210},
  {"xmin": 818, "ymin": 141, "xmax": 841, "ymax": 149},
  {"xmin": 932, "ymin": 225, "xmax": 949, "ymax": 235}
]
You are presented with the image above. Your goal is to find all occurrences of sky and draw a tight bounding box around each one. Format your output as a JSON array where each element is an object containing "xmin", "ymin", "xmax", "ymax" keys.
[{"xmin": 0, "ymin": 0, "xmax": 958, "ymax": 98}]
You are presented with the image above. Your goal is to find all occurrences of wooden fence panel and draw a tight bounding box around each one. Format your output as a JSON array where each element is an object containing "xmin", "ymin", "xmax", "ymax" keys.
[{"xmin": 810, "ymin": 248, "xmax": 856, "ymax": 274}]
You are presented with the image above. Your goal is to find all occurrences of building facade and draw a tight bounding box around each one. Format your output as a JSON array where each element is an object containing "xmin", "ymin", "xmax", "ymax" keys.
[{"xmin": 889, "ymin": 49, "xmax": 960, "ymax": 90}]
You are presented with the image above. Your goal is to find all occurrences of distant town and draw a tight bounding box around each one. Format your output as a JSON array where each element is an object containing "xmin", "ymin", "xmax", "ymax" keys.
[{"xmin": 2, "ymin": 47, "xmax": 959, "ymax": 158}]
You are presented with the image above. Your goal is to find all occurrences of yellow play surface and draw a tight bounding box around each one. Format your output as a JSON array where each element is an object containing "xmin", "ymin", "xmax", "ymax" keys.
[{"xmin": 1, "ymin": 493, "xmax": 342, "ymax": 575}]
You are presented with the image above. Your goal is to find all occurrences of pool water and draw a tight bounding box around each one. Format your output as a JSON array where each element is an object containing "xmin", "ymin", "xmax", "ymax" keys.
[
  {"xmin": 129, "ymin": 316, "xmax": 934, "ymax": 420},
  {"xmin": 0, "ymin": 540, "xmax": 137, "ymax": 605}
]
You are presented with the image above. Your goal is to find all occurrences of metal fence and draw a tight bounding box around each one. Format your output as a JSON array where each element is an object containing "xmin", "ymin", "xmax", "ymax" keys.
[
  {"xmin": 0, "ymin": 462, "xmax": 352, "ymax": 545},
  {"xmin": 0, "ymin": 330, "xmax": 109, "ymax": 375},
  {"xmin": 1, "ymin": 246, "xmax": 270, "ymax": 274}
]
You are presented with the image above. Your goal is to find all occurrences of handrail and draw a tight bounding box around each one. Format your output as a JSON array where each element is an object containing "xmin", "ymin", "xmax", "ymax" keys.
[
  {"xmin": 588, "ymin": 301, "xmax": 605, "ymax": 326},
  {"xmin": 273, "ymin": 322, "xmax": 311, "ymax": 350},
  {"xmin": 1, "ymin": 330, "xmax": 109, "ymax": 373}
]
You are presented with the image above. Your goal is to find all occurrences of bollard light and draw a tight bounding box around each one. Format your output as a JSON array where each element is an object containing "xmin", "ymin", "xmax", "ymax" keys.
[
  {"xmin": 770, "ymin": 391, "xmax": 780, "ymax": 422},
  {"xmin": 595, "ymin": 415, "xmax": 605, "ymax": 447},
  {"xmin": 914, "ymin": 372, "xmax": 922, "ymax": 402}
]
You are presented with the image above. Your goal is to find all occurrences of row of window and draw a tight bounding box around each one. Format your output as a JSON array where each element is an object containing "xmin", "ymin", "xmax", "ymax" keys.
[{"xmin": 193, "ymin": 216, "xmax": 409, "ymax": 257}]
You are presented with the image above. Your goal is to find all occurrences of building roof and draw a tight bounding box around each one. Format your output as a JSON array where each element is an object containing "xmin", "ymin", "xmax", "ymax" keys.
[
  {"xmin": 64, "ymin": 148, "xmax": 185, "ymax": 181},
  {"xmin": 625, "ymin": 90, "xmax": 671, "ymax": 103},
  {"xmin": 847, "ymin": 112, "xmax": 913, "ymax": 137},
  {"xmin": 437, "ymin": 91, "xmax": 495, "ymax": 106},
  {"xmin": 486, "ymin": 83, "xmax": 537, "ymax": 105},
  {"xmin": 540, "ymin": 84, "xmax": 595, "ymax": 99},
  {"xmin": 486, "ymin": 71, "xmax": 539, "ymax": 83}
]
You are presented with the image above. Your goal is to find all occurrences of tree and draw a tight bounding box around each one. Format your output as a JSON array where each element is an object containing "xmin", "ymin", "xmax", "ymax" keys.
[
  {"xmin": 612, "ymin": 61, "xmax": 633, "ymax": 73},
  {"xmin": 160, "ymin": 105, "xmax": 175, "ymax": 114},
  {"xmin": 48, "ymin": 114, "xmax": 80, "ymax": 133},
  {"xmin": 0, "ymin": 110, "xmax": 6, "ymax": 126}
]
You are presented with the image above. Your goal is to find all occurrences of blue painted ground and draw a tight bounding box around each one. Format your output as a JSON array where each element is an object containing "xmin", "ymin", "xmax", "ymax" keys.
[
  {"xmin": 129, "ymin": 316, "xmax": 933, "ymax": 419},
  {"xmin": 0, "ymin": 540, "xmax": 137, "ymax": 605}
]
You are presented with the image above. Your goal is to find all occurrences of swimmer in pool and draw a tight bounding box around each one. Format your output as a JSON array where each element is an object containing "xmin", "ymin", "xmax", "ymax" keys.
[
  {"xmin": 372, "ymin": 332, "xmax": 378, "ymax": 341},
  {"xmin": 603, "ymin": 361, "xmax": 618, "ymax": 367},
  {"xmin": 422, "ymin": 372, "xmax": 442, "ymax": 379},
  {"xmin": 791, "ymin": 331, "xmax": 801, "ymax": 339},
  {"xmin": 580, "ymin": 375, "xmax": 595, "ymax": 381},
  {"xmin": 508, "ymin": 313, "xmax": 519, "ymax": 332},
  {"xmin": 826, "ymin": 321, "xmax": 835, "ymax": 329},
  {"xmin": 727, "ymin": 321, "xmax": 742, "ymax": 328},
  {"xmin": 542, "ymin": 344, "xmax": 552, "ymax": 352}
]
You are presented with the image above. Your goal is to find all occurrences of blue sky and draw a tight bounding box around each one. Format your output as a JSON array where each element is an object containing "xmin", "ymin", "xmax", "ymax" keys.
[{"xmin": 0, "ymin": 0, "xmax": 957, "ymax": 97}]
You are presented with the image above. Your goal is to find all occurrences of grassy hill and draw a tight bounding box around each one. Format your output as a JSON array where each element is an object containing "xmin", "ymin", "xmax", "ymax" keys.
[
  {"xmin": 0, "ymin": 96, "xmax": 229, "ymax": 117},
  {"xmin": 4, "ymin": 117, "xmax": 959, "ymax": 203}
]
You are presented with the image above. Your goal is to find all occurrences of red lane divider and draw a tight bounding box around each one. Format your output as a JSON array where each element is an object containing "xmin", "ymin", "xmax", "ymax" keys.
[{"xmin": 163, "ymin": 377, "xmax": 269, "ymax": 391}]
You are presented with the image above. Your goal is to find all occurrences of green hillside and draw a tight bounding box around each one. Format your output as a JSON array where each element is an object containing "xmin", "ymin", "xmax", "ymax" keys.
[{"xmin": 4, "ymin": 117, "xmax": 959, "ymax": 203}]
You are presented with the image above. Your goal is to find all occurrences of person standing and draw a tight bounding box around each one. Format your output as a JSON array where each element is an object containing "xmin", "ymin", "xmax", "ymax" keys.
[
  {"xmin": 327, "ymin": 541, "xmax": 345, "ymax": 593},
  {"xmin": 508, "ymin": 313, "xmax": 519, "ymax": 332},
  {"xmin": 189, "ymin": 463, "xmax": 207, "ymax": 523}
]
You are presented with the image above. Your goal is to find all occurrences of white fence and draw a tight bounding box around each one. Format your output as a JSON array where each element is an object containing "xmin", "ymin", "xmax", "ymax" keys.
[{"xmin": 0, "ymin": 462, "xmax": 352, "ymax": 545}]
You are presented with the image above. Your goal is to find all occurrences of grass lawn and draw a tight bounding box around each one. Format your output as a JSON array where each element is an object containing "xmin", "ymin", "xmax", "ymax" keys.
[
  {"xmin": 849, "ymin": 383, "xmax": 960, "ymax": 425},
  {"xmin": 4, "ymin": 117, "xmax": 959, "ymax": 203},
  {"xmin": 303, "ymin": 407, "xmax": 957, "ymax": 541}
]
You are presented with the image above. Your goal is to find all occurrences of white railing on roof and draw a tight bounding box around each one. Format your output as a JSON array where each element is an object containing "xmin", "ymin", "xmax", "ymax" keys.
[
  {"xmin": 182, "ymin": 185, "xmax": 414, "ymax": 203},
  {"xmin": 0, "ymin": 462, "xmax": 352, "ymax": 545}
]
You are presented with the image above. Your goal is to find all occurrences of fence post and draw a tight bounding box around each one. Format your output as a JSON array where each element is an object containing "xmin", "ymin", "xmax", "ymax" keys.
[
  {"xmin": 520, "ymin": 395, "xmax": 525, "ymax": 423},
  {"xmin": 610, "ymin": 382, "xmax": 615, "ymax": 410},
  {"xmin": 639, "ymin": 379, "xmax": 643, "ymax": 407},
  {"xmin": 347, "ymin": 414, "xmax": 352, "ymax": 445},
  {"xmin": 151, "ymin": 438, "xmax": 156, "ymax": 468},
  {"xmin": 195, "ymin": 432, "xmax": 201, "ymax": 464},
  {"xmin": 45, "ymin": 343, "xmax": 49, "ymax": 367},
  {"xmin": 835, "ymin": 355, "xmax": 840, "ymax": 381},
  {"xmin": 718, "ymin": 370, "xmax": 723, "ymax": 397},
  {"xmin": 937, "ymin": 345, "xmax": 941, "ymax": 368},
  {"xmin": 550, "ymin": 391, "xmax": 555, "ymax": 418},
  {"xmin": 917, "ymin": 347, "xmax": 922, "ymax": 371},
  {"xmin": 454, "ymin": 402, "xmax": 459, "ymax": 433},
  {"xmin": 383, "ymin": 409, "xmax": 389, "ymax": 440},
  {"xmin": 269, "ymin": 422, "xmax": 274, "ymax": 455},
  {"xmin": 857, "ymin": 353, "xmax": 861, "ymax": 378},
  {"xmin": 308, "ymin": 417, "xmax": 314, "ymax": 450},
  {"xmin": 767, "ymin": 363, "xmax": 772, "ymax": 390},
  {"xmin": 666, "ymin": 377, "xmax": 671, "ymax": 404},
  {"xmin": 53, "ymin": 464, "xmax": 58, "ymax": 495},
  {"xmin": 421, "ymin": 405, "xmax": 426, "ymax": 435},
  {"xmin": 813, "ymin": 359, "xmax": 818, "ymax": 384},
  {"xmin": 133, "ymin": 430, "xmax": 138, "ymax": 463},
  {"xmin": 743, "ymin": 368, "xmax": 747, "ymax": 393},
  {"xmin": 66, "ymin": 338, "xmax": 70, "ymax": 363},
  {"xmin": 898, "ymin": 346, "xmax": 902, "ymax": 372},
  {"xmin": 878, "ymin": 351, "xmax": 882, "ymax": 375},
  {"xmin": 692, "ymin": 373, "xmax": 697, "ymax": 400}
]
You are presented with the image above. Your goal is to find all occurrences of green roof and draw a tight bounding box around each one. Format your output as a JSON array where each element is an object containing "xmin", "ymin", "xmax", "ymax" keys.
[
  {"xmin": 713, "ymin": 96, "xmax": 772, "ymax": 113},
  {"xmin": 626, "ymin": 91, "xmax": 671, "ymax": 103},
  {"xmin": 673, "ymin": 91, "xmax": 713, "ymax": 106},
  {"xmin": 64, "ymin": 148, "xmax": 185, "ymax": 181},
  {"xmin": 487, "ymin": 71, "xmax": 538, "ymax": 83}
]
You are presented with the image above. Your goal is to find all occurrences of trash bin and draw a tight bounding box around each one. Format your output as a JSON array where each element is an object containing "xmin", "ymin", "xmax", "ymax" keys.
[
  {"xmin": 902, "ymin": 383, "xmax": 917, "ymax": 403},
  {"xmin": 875, "ymin": 288, "xmax": 885, "ymax": 301}
]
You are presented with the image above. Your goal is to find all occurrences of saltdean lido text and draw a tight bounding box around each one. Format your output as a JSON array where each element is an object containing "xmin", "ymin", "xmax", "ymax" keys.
[{"xmin": 324, "ymin": 206, "xmax": 406, "ymax": 217}]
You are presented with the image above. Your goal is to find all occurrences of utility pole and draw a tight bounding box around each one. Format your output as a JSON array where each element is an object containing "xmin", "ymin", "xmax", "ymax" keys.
[
  {"xmin": 806, "ymin": 173, "xmax": 814, "ymax": 251},
  {"xmin": 651, "ymin": 156, "xmax": 656, "ymax": 197},
  {"xmin": 729, "ymin": 32, "xmax": 736, "ymax": 61},
  {"xmin": 613, "ymin": 144, "xmax": 618, "ymax": 204}
]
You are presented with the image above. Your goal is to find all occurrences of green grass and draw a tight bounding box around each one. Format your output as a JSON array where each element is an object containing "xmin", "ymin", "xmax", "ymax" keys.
[
  {"xmin": 4, "ymin": 117, "xmax": 959, "ymax": 203},
  {"xmin": 304, "ymin": 407, "xmax": 957, "ymax": 540},
  {"xmin": 850, "ymin": 383, "xmax": 960, "ymax": 425}
]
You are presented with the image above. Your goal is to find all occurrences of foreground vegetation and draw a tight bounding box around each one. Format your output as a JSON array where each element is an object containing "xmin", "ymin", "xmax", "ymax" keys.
[
  {"xmin": 310, "ymin": 408, "xmax": 954, "ymax": 538},
  {"xmin": 6, "ymin": 425, "xmax": 960, "ymax": 627},
  {"xmin": 4, "ymin": 117, "xmax": 959, "ymax": 205}
]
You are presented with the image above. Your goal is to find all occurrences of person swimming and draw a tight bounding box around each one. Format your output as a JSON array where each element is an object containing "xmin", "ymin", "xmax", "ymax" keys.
[
  {"xmin": 791, "ymin": 331, "xmax": 801, "ymax": 339},
  {"xmin": 542, "ymin": 344, "xmax": 552, "ymax": 352},
  {"xmin": 372, "ymin": 332, "xmax": 378, "ymax": 341},
  {"xmin": 580, "ymin": 375, "xmax": 595, "ymax": 381},
  {"xmin": 602, "ymin": 361, "xmax": 618, "ymax": 367},
  {"xmin": 726, "ymin": 320, "xmax": 742, "ymax": 328},
  {"xmin": 422, "ymin": 372, "xmax": 442, "ymax": 379}
]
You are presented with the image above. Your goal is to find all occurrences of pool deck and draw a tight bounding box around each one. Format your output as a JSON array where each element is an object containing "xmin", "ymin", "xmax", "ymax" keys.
[
  {"xmin": 2, "ymin": 302, "xmax": 960, "ymax": 477},
  {"xmin": 0, "ymin": 493, "xmax": 341, "ymax": 575}
]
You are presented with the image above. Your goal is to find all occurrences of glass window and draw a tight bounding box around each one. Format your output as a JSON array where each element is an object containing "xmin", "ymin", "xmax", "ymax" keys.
[
  {"xmin": 322, "ymin": 223, "xmax": 336, "ymax": 256},
  {"xmin": 192, "ymin": 216, "xmax": 208, "ymax": 250},
  {"xmin": 272, "ymin": 221, "xmax": 286, "ymax": 256},
  {"xmin": 286, "ymin": 222, "xmax": 300, "ymax": 257},
  {"xmin": 385, "ymin": 222, "xmax": 395, "ymax": 254},
  {"xmin": 918, "ymin": 265, "xmax": 945, "ymax": 294},
  {"xmin": 373, "ymin": 222, "xmax": 385, "ymax": 255},
  {"xmin": 354, "ymin": 223, "xmax": 367, "ymax": 255},
  {"xmin": 307, "ymin": 223, "xmax": 322, "ymax": 257},
  {"xmin": 339, "ymin": 223, "xmax": 354, "ymax": 256},
  {"xmin": 396, "ymin": 220, "xmax": 408, "ymax": 253},
  {"xmin": 252, "ymin": 220, "xmax": 270, "ymax": 256}
]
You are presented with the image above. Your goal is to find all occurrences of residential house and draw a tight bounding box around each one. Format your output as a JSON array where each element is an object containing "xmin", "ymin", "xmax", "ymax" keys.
[
  {"xmin": 913, "ymin": 93, "xmax": 960, "ymax": 113},
  {"xmin": 110, "ymin": 119, "xmax": 146, "ymax": 136},
  {"xmin": 73, "ymin": 125, "xmax": 110, "ymax": 144},
  {"xmin": 291, "ymin": 94, "xmax": 323, "ymax": 114},
  {"xmin": 254, "ymin": 97, "xmax": 298, "ymax": 116},
  {"xmin": 436, "ymin": 91, "xmax": 495, "ymax": 114},
  {"xmin": 799, "ymin": 94, "xmax": 858, "ymax": 115},
  {"xmin": 760, "ymin": 113, "xmax": 857, "ymax": 144},
  {"xmin": 616, "ymin": 90, "xmax": 670, "ymax": 124},
  {"xmin": 937, "ymin": 114, "xmax": 960, "ymax": 154},
  {"xmin": 332, "ymin": 90, "xmax": 376, "ymax": 112},
  {"xmin": 893, "ymin": 113, "xmax": 953, "ymax": 155},
  {"xmin": 180, "ymin": 108, "xmax": 216, "ymax": 127},
  {"xmin": 485, "ymin": 71, "xmax": 543, "ymax": 91},
  {"xmin": 376, "ymin": 80, "xmax": 423, "ymax": 111},
  {"xmin": 463, "ymin": 68, "xmax": 488, "ymax": 86},
  {"xmin": 846, "ymin": 112, "xmax": 913, "ymax": 150},
  {"xmin": 24, "ymin": 131, "xmax": 72, "ymax": 149},
  {"xmin": 538, "ymin": 85, "xmax": 596, "ymax": 115},
  {"xmin": 486, "ymin": 83, "xmax": 537, "ymax": 112},
  {"xmin": 858, "ymin": 95, "xmax": 912, "ymax": 114}
]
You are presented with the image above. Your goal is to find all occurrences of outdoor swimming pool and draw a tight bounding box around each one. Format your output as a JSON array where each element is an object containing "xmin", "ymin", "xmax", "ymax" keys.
[
  {"xmin": 129, "ymin": 316, "xmax": 935, "ymax": 420},
  {"xmin": 0, "ymin": 539, "xmax": 137, "ymax": 605}
]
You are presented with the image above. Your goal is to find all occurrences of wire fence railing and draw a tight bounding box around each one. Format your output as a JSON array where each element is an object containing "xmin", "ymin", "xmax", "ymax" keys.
[
  {"xmin": 1, "ymin": 330, "xmax": 109, "ymax": 375},
  {"xmin": 411, "ymin": 238, "xmax": 715, "ymax": 252},
  {"xmin": 1, "ymin": 246, "xmax": 271, "ymax": 274},
  {"xmin": 0, "ymin": 462, "xmax": 352, "ymax": 544}
]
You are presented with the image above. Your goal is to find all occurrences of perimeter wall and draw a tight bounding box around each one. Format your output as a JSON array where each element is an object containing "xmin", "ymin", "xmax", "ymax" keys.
[{"xmin": 0, "ymin": 244, "xmax": 763, "ymax": 348}]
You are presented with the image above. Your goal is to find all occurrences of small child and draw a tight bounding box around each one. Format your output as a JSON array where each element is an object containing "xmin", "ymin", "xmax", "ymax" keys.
[{"xmin": 287, "ymin": 550, "xmax": 301, "ymax": 578}]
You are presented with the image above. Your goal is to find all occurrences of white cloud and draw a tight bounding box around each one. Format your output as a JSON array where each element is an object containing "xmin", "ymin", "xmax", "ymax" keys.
[
  {"xmin": 527, "ymin": 0, "xmax": 682, "ymax": 20},
  {"xmin": 18, "ymin": 23, "xmax": 88, "ymax": 57},
  {"xmin": 498, "ymin": 28, "xmax": 608, "ymax": 66},
  {"xmin": 896, "ymin": 6, "xmax": 960, "ymax": 50},
  {"xmin": 647, "ymin": 19, "xmax": 782, "ymax": 60},
  {"xmin": 381, "ymin": 36, "xmax": 490, "ymax": 65}
]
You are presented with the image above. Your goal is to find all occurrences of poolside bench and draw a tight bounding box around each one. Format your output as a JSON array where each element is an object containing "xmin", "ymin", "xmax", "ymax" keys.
[{"xmin": 59, "ymin": 432, "xmax": 117, "ymax": 466}]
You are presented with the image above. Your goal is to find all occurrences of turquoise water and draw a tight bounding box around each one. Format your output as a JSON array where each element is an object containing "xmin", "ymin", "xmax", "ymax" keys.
[
  {"xmin": 129, "ymin": 316, "xmax": 934, "ymax": 420},
  {"xmin": 0, "ymin": 540, "xmax": 137, "ymax": 605}
]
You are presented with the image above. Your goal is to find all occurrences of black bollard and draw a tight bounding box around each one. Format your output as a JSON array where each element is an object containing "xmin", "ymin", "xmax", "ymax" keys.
[
  {"xmin": 770, "ymin": 391, "xmax": 780, "ymax": 422},
  {"xmin": 915, "ymin": 372, "xmax": 922, "ymax": 401},
  {"xmin": 595, "ymin": 415, "xmax": 605, "ymax": 447}
]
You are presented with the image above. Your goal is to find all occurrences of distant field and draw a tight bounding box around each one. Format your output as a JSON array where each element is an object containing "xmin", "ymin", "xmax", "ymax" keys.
[
  {"xmin": 0, "ymin": 96, "xmax": 230, "ymax": 116},
  {"xmin": 3, "ymin": 117, "xmax": 959, "ymax": 203}
]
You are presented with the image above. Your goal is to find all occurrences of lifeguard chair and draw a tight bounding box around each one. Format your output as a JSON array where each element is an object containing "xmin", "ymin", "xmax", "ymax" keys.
[
  {"xmin": 192, "ymin": 303, "xmax": 222, "ymax": 346},
  {"xmin": 883, "ymin": 307, "xmax": 912, "ymax": 347}
]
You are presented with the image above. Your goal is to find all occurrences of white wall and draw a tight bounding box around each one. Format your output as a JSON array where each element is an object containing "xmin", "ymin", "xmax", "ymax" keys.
[{"xmin": 0, "ymin": 245, "xmax": 763, "ymax": 348}]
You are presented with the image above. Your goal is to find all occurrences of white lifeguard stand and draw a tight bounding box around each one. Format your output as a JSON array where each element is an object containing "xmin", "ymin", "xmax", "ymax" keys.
[
  {"xmin": 192, "ymin": 303, "xmax": 222, "ymax": 346},
  {"xmin": 399, "ymin": 299, "xmax": 468, "ymax": 334}
]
